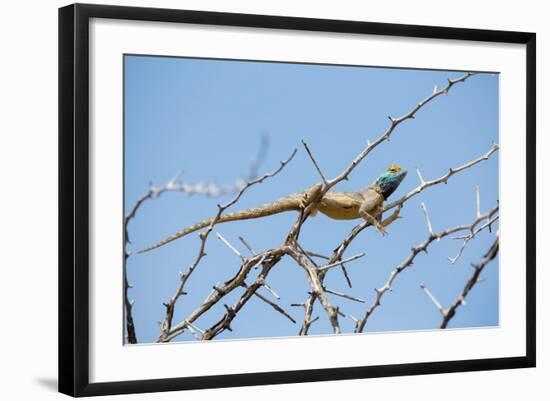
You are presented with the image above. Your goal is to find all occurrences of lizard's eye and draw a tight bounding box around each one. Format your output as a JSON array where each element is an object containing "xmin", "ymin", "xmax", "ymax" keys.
[{"xmin": 388, "ymin": 165, "xmax": 400, "ymax": 173}]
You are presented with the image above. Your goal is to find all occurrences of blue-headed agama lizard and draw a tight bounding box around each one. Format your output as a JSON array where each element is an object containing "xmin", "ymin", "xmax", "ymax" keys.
[{"xmin": 138, "ymin": 165, "xmax": 407, "ymax": 253}]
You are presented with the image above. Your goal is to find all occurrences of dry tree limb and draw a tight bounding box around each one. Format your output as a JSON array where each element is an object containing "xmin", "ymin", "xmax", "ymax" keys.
[
  {"xmin": 384, "ymin": 142, "xmax": 499, "ymax": 212},
  {"xmin": 448, "ymin": 212, "xmax": 499, "ymax": 264},
  {"xmin": 201, "ymin": 250, "xmax": 287, "ymax": 340},
  {"xmin": 162, "ymin": 247, "xmax": 287, "ymax": 341},
  {"xmin": 327, "ymin": 142, "xmax": 499, "ymax": 268},
  {"xmin": 287, "ymin": 247, "xmax": 342, "ymax": 334},
  {"xmin": 250, "ymin": 287, "xmax": 296, "ymax": 323},
  {"xmin": 123, "ymin": 265, "xmax": 137, "ymax": 344},
  {"xmin": 329, "ymin": 73, "xmax": 477, "ymax": 189},
  {"xmin": 439, "ymin": 231, "xmax": 499, "ymax": 328}
]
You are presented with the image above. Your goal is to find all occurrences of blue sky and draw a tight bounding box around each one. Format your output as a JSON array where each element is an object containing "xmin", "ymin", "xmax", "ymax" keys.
[{"xmin": 124, "ymin": 55, "xmax": 499, "ymax": 344}]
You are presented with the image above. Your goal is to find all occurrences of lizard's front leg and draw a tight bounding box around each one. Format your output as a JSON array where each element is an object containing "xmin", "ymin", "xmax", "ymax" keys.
[{"xmin": 359, "ymin": 198, "xmax": 387, "ymax": 236}]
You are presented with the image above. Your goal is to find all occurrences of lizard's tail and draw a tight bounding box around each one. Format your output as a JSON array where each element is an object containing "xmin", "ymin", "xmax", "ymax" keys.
[{"xmin": 137, "ymin": 196, "xmax": 302, "ymax": 253}]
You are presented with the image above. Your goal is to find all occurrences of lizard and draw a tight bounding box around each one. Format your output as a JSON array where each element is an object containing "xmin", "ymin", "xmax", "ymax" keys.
[{"xmin": 138, "ymin": 164, "xmax": 407, "ymax": 253}]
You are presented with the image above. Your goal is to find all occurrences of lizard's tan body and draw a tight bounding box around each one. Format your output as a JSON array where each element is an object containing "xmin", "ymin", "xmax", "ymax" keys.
[
  {"xmin": 139, "ymin": 165, "xmax": 407, "ymax": 253},
  {"xmin": 139, "ymin": 183, "xmax": 388, "ymax": 253}
]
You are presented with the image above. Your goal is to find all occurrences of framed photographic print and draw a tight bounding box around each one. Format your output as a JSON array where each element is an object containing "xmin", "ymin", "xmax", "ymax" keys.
[{"xmin": 58, "ymin": 3, "xmax": 536, "ymax": 397}]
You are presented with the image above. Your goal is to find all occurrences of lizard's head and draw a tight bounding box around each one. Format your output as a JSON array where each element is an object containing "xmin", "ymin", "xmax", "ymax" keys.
[{"xmin": 376, "ymin": 164, "xmax": 407, "ymax": 199}]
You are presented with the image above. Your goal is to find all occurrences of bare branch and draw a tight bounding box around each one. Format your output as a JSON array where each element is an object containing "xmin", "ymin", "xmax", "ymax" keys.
[
  {"xmin": 416, "ymin": 168, "xmax": 426, "ymax": 186},
  {"xmin": 420, "ymin": 202, "xmax": 434, "ymax": 236},
  {"xmin": 163, "ymin": 247, "xmax": 287, "ymax": 342},
  {"xmin": 287, "ymin": 247, "xmax": 341, "ymax": 334},
  {"xmin": 238, "ymin": 236, "xmax": 257, "ymax": 256},
  {"xmin": 327, "ymin": 72, "xmax": 476, "ymax": 187},
  {"xmin": 354, "ymin": 203, "xmax": 499, "ymax": 333},
  {"xmin": 324, "ymin": 288, "xmax": 365, "ymax": 303},
  {"xmin": 201, "ymin": 253, "xmax": 287, "ymax": 340},
  {"xmin": 317, "ymin": 253, "xmax": 366, "ymax": 272},
  {"xmin": 441, "ymin": 232, "xmax": 499, "ymax": 328},
  {"xmin": 123, "ymin": 263, "xmax": 137, "ymax": 344},
  {"xmin": 301, "ymin": 139, "xmax": 329, "ymax": 185},
  {"xmin": 384, "ymin": 142, "xmax": 499, "ymax": 212},
  {"xmin": 447, "ymin": 186, "xmax": 499, "ymax": 264},
  {"xmin": 448, "ymin": 214, "xmax": 499, "ymax": 264},
  {"xmin": 260, "ymin": 280, "xmax": 280, "ymax": 300},
  {"xmin": 250, "ymin": 287, "xmax": 296, "ymax": 324},
  {"xmin": 307, "ymin": 251, "xmax": 330, "ymax": 260},
  {"xmin": 216, "ymin": 232, "xmax": 245, "ymax": 261},
  {"xmin": 419, "ymin": 284, "xmax": 446, "ymax": 316}
]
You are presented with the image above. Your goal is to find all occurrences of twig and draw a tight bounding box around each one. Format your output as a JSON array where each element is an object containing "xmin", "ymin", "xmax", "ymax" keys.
[
  {"xmin": 419, "ymin": 284, "xmax": 446, "ymax": 316},
  {"xmin": 216, "ymin": 232, "xmax": 245, "ymax": 261},
  {"xmin": 239, "ymin": 236, "xmax": 257, "ymax": 256},
  {"xmin": 201, "ymin": 253, "xmax": 286, "ymax": 340},
  {"xmin": 327, "ymin": 72, "xmax": 476, "ymax": 188},
  {"xmin": 123, "ymin": 262, "xmax": 137, "ymax": 344},
  {"xmin": 260, "ymin": 280, "xmax": 280, "ymax": 300},
  {"xmin": 288, "ymin": 247, "xmax": 341, "ymax": 334},
  {"xmin": 449, "ymin": 215, "xmax": 499, "ymax": 264},
  {"xmin": 440, "ymin": 232, "xmax": 499, "ymax": 328},
  {"xmin": 164, "ymin": 247, "xmax": 286, "ymax": 341},
  {"xmin": 447, "ymin": 184, "xmax": 499, "ymax": 264},
  {"xmin": 324, "ymin": 288, "xmax": 365, "ymax": 303},
  {"xmin": 420, "ymin": 202, "xmax": 434, "ymax": 236},
  {"xmin": 306, "ymin": 251, "xmax": 330, "ymax": 260},
  {"xmin": 301, "ymin": 140, "xmax": 329, "ymax": 185},
  {"xmin": 250, "ymin": 286, "xmax": 296, "ymax": 323},
  {"xmin": 317, "ymin": 253, "xmax": 366, "ymax": 272},
  {"xmin": 384, "ymin": 143, "xmax": 499, "ymax": 212}
]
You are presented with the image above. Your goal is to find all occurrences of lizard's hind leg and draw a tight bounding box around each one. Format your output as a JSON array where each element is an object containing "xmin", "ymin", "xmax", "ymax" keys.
[{"xmin": 300, "ymin": 183, "xmax": 323, "ymax": 214}]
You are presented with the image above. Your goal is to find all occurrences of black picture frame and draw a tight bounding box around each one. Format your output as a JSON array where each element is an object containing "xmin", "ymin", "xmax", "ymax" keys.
[{"xmin": 59, "ymin": 3, "xmax": 536, "ymax": 397}]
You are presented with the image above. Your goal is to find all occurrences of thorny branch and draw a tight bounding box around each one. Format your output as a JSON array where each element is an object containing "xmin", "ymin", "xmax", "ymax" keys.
[
  {"xmin": 439, "ymin": 232, "xmax": 500, "ymax": 328},
  {"xmin": 384, "ymin": 142, "xmax": 499, "ymax": 212},
  {"xmin": 353, "ymin": 201, "xmax": 499, "ymax": 333}
]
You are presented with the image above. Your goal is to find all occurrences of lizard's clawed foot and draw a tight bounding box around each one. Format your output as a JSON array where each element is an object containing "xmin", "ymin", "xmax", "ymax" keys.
[
  {"xmin": 373, "ymin": 221, "xmax": 388, "ymax": 236},
  {"xmin": 360, "ymin": 210, "xmax": 388, "ymax": 236}
]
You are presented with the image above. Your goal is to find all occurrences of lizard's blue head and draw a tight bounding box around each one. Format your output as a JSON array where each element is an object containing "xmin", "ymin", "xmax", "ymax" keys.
[{"xmin": 376, "ymin": 164, "xmax": 407, "ymax": 199}]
